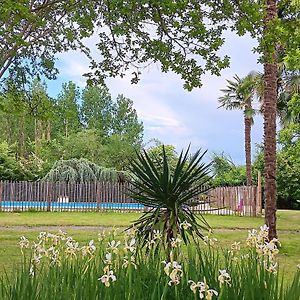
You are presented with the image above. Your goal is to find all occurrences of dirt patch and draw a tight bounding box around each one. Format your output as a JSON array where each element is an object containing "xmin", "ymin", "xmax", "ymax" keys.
[
  {"xmin": 0, "ymin": 226, "xmax": 298, "ymax": 234},
  {"xmin": 0, "ymin": 225, "xmax": 113, "ymax": 232}
]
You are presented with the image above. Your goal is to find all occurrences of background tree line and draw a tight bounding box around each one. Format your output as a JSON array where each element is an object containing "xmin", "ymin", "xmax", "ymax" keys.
[{"xmin": 0, "ymin": 80, "xmax": 143, "ymax": 180}]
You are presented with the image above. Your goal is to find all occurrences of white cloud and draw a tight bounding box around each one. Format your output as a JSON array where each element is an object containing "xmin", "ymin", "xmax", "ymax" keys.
[{"xmin": 49, "ymin": 30, "xmax": 264, "ymax": 164}]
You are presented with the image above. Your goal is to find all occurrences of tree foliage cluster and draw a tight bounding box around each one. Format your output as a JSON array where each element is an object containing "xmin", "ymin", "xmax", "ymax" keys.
[
  {"xmin": 210, "ymin": 153, "xmax": 248, "ymax": 187},
  {"xmin": 0, "ymin": 0, "xmax": 99, "ymax": 84},
  {"xmin": 42, "ymin": 158, "xmax": 130, "ymax": 183},
  {"xmin": 0, "ymin": 80, "xmax": 143, "ymax": 180}
]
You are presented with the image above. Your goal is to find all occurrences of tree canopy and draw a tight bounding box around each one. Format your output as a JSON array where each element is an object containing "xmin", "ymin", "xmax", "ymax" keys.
[
  {"xmin": 0, "ymin": 80, "xmax": 144, "ymax": 179},
  {"xmin": 0, "ymin": 0, "xmax": 98, "ymax": 84}
]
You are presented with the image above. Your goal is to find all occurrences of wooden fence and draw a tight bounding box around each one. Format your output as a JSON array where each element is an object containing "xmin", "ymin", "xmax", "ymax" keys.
[{"xmin": 0, "ymin": 181, "xmax": 262, "ymax": 216}]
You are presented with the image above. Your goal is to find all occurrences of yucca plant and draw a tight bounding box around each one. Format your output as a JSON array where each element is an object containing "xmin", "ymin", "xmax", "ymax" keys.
[{"xmin": 128, "ymin": 145, "xmax": 211, "ymax": 258}]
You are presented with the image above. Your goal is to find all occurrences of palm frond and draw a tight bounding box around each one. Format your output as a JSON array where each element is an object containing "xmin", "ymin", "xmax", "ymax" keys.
[{"xmin": 127, "ymin": 145, "xmax": 211, "ymax": 257}]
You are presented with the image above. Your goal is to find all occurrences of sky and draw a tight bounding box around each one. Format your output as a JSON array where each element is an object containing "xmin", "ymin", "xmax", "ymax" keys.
[{"xmin": 47, "ymin": 31, "xmax": 263, "ymax": 165}]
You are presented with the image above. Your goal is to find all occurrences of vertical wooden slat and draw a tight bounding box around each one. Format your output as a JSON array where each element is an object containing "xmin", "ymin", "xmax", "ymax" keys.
[
  {"xmin": 72, "ymin": 182, "xmax": 75, "ymax": 212},
  {"xmin": 24, "ymin": 181, "xmax": 27, "ymax": 211},
  {"xmin": 90, "ymin": 181, "xmax": 93, "ymax": 211},
  {"xmin": 101, "ymin": 181, "xmax": 104, "ymax": 212},
  {"xmin": 85, "ymin": 182, "xmax": 88, "ymax": 212},
  {"xmin": 0, "ymin": 181, "xmax": 3, "ymax": 212},
  {"xmin": 47, "ymin": 182, "xmax": 51, "ymax": 212},
  {"xmin": 257, "ymin": 171, "xmax": 262, "ymax": 215},
  {"xmin": 106, "ymin": 182, "xmax": 109, "ymax": 211},
  {"xmin": 36, "ymin": 181, "xmax": 38, "ymax": 211},
  {"xmin": 96, "ymin": 182, "xmax": 100, "ymax": 211}
]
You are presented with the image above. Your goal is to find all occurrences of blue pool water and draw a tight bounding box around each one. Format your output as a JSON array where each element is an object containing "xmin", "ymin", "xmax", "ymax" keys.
[{"xmin": 0, "ymin": 201, "xmax": 143, "ymax": 210}]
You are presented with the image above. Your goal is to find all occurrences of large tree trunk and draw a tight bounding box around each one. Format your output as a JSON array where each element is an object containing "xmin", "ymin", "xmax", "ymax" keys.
[
  {"xmin": 46, "ymin": 120, "xmax": 51, "ymax": 141},
  {"xmin": 35, "ymin": 118, "xmax": 42, "ymax": 156},
  {"xmin": 244, "ymin": 115, "xmax": 252, "ymax": 186},
  {"xmin": 263, "ymin": 0, "xmax": 278, "ymax": 240},
  {"xmin": 18, "ymin": 114, "xmax": 25, "ymax": 158}
]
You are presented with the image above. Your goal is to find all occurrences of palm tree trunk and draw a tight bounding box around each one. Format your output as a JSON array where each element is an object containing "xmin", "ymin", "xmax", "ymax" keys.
[
  {"xmin": 244, "ymin": 116, "xmax": 252, "ymax": 186},
  {"xmin": 263, "ymin": 0, "xmax": 278, "ymax": 240}
]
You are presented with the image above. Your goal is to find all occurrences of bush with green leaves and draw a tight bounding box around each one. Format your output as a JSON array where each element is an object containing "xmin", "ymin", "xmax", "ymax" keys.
[
  {"xmin": 42, "ymin": 158, "xmax": 129, "ymax": 183},
  {"xmin": 253, "ymin": 144, "xmax": 300, "ymax": 209},
  {"xmin": 146, "ymin": 142, "xmax": 179, "ymax": 173},
  {"xmin": 210, "ymin": 153, "xmax": 248, "ymax": 187},
  {"xmin": 128, "ymin": 146, "xmax": 211, "ymax": 259},
  {"xmin": 0, "ymin": 142, "xmax": 29, "ymax": 181},
  {"xmin": 1, "ymin": 226, "xmax": 299, "ymax": 299}
]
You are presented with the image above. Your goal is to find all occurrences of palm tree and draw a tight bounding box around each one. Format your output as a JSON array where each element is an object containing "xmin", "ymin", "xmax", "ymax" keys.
[
  {"xmin": 248, "ymin": 64, "xmax": 299, "ymax": 240},
  {"xmin": 263, "ymin": 0, "xmax": 278, "ymax": 240},
  {"xmin": 277, "ymin": 70, "xmax": 300, "ymax": 126},
  {"xmin": 218, "ymin": 73, "xmax": 257, "ymax": 186},
  {"xmin": 252, "ymin": 65, "xmax": 300, "ymax": 128}
]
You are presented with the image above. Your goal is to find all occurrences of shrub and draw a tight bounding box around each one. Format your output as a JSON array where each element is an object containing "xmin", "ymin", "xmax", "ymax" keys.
[{"xmin": 128, "ymin": 146, "xmax": 211, "ymax": 259}]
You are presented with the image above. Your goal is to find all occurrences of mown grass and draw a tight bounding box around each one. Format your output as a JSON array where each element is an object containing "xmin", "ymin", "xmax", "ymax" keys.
[{"xmin": 0, "ymin": 209, "xmax": 299, "ymax": 230}]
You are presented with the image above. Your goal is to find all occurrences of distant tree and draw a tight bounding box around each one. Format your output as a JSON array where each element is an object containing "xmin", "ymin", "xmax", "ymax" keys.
[
  {"xmin": 28, "ymin": 79, "xmax": 56, "ymax": 155},
  {"xmin": 0, "ymin": 142, "xmax": 27, "ymax": 180},
  {"xmin": 112, "ymin": 95, "xmax": 143, "ymax": 147},
  {"xmin": 81, "ymin": 85, "xmax": 113, "ymax": 137},
  {"xmin": 276, "ymin": 144, "xmax": 300, "ymax": 209},
  {"xmin": 254, "ymin": 138, "xmax": 300, "ymax": 210},
  {"xmin": 211, "ymin": 153, "xmax": 247, "ymax": 187},
  {"xmin": 60, "ymin": 129, "xmax": 105, "ymax": 164},
  {"xmin": 43, "ymin": 158, "xmax": 128, "ymax": 183},
  {"xmin": 146, "ymin": 141, "xmax": 178, "ymax": 173},
  {"xmin": 0, "ymin": 82, "xmax": 27, "ymax": 155},
  {"xmin": 101, "ymin": 134, "xmax": 138, "ymax": 171},
  {"xmin": 56, "ymin": 82, "xmax": 81, "ymax": 138},
  {"xmin": 219, "ymin": 73, "xmax": 257, "ymax": 186}
]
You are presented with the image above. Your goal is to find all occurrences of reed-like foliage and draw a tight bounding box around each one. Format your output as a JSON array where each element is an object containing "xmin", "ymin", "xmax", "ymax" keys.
[{"xmin": 1, "ymin": 226, "xmax": 299, "ymax": 300}]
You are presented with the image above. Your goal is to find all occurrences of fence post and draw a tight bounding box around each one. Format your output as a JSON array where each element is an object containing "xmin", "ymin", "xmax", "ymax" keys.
[
  {"xmin": 0, "ymin": 181, "xmax": 2, "ymax": 212},
  {"xmin": 47, "ymin": 182, "xmax": 52, "ymax": 212},
  {"xmin": 251, "ymin": 186, "xmax": 256, "ymax": 217},
  {"xmin": 96, "ymin": 182, "xmax": 101, "ymax": 212},
  {"xmin": 256, "ymin": 171, "xmax": 262, "ymax": 215}
]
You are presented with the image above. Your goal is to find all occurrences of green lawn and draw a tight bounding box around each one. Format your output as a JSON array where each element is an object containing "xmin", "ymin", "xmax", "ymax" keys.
[
  {"xmin": 0, "ymin": 210, "xmax": 299, "ymax": 280},
  {"xmin": 0, "ymin": 209, "xmax": 299, "ymax": 230}
]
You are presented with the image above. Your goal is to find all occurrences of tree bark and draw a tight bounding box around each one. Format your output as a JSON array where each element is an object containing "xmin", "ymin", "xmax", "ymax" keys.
[
  {"xmin": 47, "ymin": 120, "xmax": 51, "ymax": 141},
  {"xmin": 18, "ymin": 114, "xmax": 25, "ymax": 158},
  {"xmin": 244, "ymin": 115, "xmax": 252, "ymax": 186},
  {"xmin": 35, "ymin": 119, "xmax": 42, "ymax": 156},
  {"xmin": 263, "ymin": 0, "xmax": 278, "ymax": 240}
]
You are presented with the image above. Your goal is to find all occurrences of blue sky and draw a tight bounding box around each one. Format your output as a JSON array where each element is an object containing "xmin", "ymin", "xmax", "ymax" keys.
[{"xmin": 47, "ymin": 31, "xmax": 263, "ymax": 165}]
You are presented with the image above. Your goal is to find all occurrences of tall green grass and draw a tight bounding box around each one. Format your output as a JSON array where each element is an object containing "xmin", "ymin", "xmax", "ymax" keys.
[{"xmin": 0, "ymin": 227, "xmax": 299, "ymax": 300}]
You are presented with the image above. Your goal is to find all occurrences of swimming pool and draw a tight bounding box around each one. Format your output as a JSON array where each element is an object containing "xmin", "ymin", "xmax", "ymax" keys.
[{"xmin": 0, "ymin": 201, "xmax": 144, "ymax": 211}]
